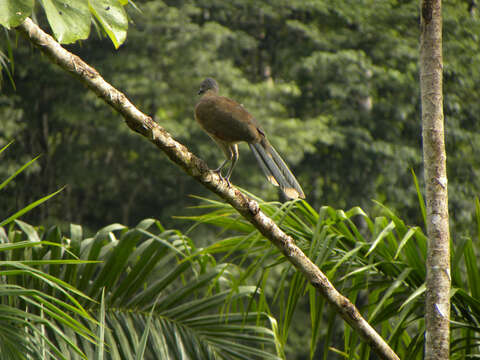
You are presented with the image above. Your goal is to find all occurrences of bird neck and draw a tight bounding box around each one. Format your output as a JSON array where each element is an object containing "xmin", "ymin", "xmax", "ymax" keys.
[{"xmin": 202, "ymin": 89, "xmax": 218, "ymax": 97}]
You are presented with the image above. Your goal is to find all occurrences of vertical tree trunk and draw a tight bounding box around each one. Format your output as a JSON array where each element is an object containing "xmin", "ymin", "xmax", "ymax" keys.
[{"xmin": 420, "ymin": 1, "xmax": 451, "ymax": 359}]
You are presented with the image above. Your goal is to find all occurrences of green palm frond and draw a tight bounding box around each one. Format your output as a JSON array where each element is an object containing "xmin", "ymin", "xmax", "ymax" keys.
[
  {"xmin": 0, "ymin": 238, "xmax": 96, "ymax": 359},
  {"xmin": 1, "ymin": 142, "xmax": 93, "ymax": 359},
  {"xmin": 1, "ymin": 219, "xmax": 283, "ymax": 359},
  {"xmin": 184, "ymin": 195, "xmax": 480, "ymax": 359}
]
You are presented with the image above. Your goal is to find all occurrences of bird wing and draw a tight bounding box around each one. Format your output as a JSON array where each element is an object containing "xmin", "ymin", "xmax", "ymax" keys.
[{"xmin": 195, "ymin": 95, "xmax": 261, "ymax": 144}]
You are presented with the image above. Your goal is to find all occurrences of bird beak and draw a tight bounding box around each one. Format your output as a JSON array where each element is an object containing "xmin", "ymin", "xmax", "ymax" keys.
[{"xmin": 197, "ymin": 89, "xmax": 203, "ymax": 95}]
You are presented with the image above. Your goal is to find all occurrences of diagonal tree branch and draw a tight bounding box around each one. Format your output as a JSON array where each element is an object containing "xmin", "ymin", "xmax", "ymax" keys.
[{"xmin": 15, "ymin": 18, "xmax": 399, "ymax": 360}]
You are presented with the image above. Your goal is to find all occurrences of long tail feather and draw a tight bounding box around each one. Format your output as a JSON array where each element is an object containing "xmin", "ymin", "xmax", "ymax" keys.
[
  {"xmin": 249, "ymin": 141, "xmax": 305, "ymax": 199},
  {"xmin": 267, "ymin": 145, "xmax": 305, "ymax": 198},
  {"xmin": 249, "ymin": 144, "xmax": 279, "ymax": 186}
]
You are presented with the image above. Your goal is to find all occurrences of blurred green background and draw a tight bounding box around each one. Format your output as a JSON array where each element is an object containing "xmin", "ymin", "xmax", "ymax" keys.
[{"xmin": 2, "ymin": 0, "xmax": 480, "ymax": 235}]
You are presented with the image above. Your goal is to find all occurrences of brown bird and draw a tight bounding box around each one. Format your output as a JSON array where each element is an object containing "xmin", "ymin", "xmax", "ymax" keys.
[{"xmin": 194, "ymin": 78, "xmax": 305, "ymax": 199}]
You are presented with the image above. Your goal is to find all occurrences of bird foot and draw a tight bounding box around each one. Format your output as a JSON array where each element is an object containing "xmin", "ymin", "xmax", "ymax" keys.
[{"xmin": 213, "ymin": 169, "xmax": 232, "ymax": 187}]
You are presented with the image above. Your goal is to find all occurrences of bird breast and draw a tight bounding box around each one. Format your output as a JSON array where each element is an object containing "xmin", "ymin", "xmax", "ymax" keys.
[{"xmin": 194, "ymin": 96, "xmax": 262, "ymax": 144}]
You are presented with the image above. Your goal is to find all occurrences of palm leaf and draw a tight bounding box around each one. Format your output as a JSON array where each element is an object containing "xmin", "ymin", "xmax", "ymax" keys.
[
  {"xmin": 3, "ymin": 219, "xmax": 283, "ymax": 359},
  {"xmin": 184, "ymin": 196, "xmax": 480, "ymax": 359}
]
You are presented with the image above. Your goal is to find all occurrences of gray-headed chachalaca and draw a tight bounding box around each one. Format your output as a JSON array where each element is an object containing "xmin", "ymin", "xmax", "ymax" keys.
[{"xmin": 194, "ymin": 78, "xmax": 305, "ymax": 199}]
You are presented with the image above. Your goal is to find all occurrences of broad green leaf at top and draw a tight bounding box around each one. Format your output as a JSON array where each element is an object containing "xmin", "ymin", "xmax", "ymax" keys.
[
  {"xmin": 89, "ymin": 0, "xmax": 128, "ymax": 49},
  {"xmin": 0, "ymin": 0, "xmax": 33, "ymax": 28},
  {"xmin": 41, "ymin": 0, "xmax": 91, "ymax": 44},
  {"xmin": 0, "ymin": 0, "xmax": 128, "ymax": 47}
]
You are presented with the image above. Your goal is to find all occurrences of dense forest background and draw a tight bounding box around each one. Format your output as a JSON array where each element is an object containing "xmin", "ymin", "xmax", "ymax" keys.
[{"xmin": 2, "ymin": 0, "xmax": 480, "ymax": 236}]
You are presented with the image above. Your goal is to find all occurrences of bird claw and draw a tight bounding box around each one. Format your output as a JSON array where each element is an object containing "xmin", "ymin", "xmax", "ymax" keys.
[{"xmin": 213, "ymin": 169, "xmax": 232, "ymax": 187}]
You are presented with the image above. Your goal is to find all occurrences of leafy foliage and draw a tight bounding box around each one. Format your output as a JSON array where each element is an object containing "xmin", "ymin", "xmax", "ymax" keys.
[
  {"xmin": 1, "ymin": 218, "xmax": 283, "ymax": 359},
  {"xmin": 0, "ymin": 142, "xmax": 95, "ymax": 359},
  {"xmin": 1, "ymin": 141, "xmax": 282, "ymax": 359},
  {"xmin": 0, "ymin": 0, "xmax": 128, "ymax": 47},
  {"xmin": 184, "ymin": 195, "xmax": 480, "ymax": 359},
  {"xmin": 0, "ymin": 0, "xmax": 33, "ymax": 28}
]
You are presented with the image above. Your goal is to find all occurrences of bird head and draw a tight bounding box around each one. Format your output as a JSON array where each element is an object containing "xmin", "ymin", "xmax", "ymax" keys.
[{"xmin": 198, "ymin": 78, "xmax": 219, "ymax": 95}]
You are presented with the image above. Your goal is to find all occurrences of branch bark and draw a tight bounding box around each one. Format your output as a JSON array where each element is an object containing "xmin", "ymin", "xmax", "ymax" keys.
[
  {"xmin": 420, "ymin": 1, "xmax": 451, "ymax": 359},
  {"xmin": 16, "ymin": 18, "xmax": 399, "ymax": 360}
]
